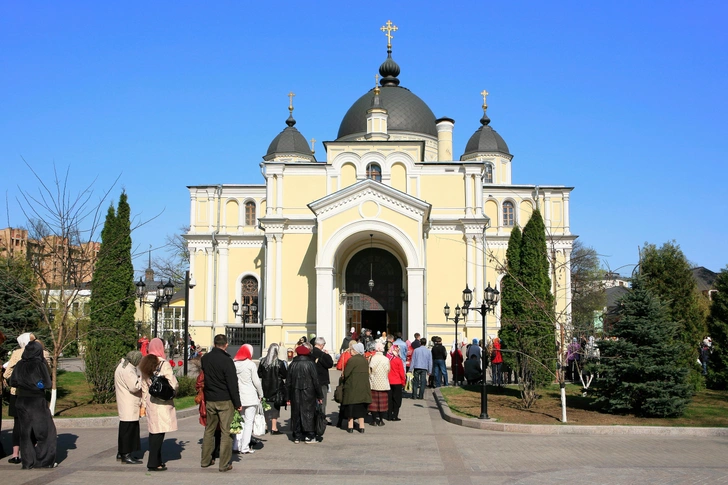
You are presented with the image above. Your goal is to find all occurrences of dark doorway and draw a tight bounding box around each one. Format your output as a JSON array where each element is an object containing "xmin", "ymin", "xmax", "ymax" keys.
[
  {"xmin": 345, "ymin": 247, "xmax": 404, "ymax": 337},
  {"xmin": 362, "ymin": 310, "xmax": 387, "ymax": 335}
]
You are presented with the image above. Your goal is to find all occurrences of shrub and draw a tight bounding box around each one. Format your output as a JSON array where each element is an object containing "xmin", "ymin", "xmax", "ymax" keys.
[{"xmin": 176, "ymin": 375, "xmax": 196, "ymax": 398}]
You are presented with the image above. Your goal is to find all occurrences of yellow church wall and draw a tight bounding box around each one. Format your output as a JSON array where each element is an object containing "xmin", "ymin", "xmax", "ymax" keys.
[
  {"xmin": 260, "ymin": 199, "xmax": 267, "ymax": 215},
  {"xmin": 281, "ymin": 233, "xmax": 317, "ymax": 323},
  {"xmin": 390, "ymin": 163, "xmax": 407, "ymax": 193},
  {"xmin": 319, "ymin": 204, "xmax": 420, "ymax": 246},
  {"xmin": 192, "ymin": 249, "xmax": 208, "ymax": 323},
  {"xmin": 519, "ymin": 200, "xmax": 534, "ymax": 227},
  {"xmin": 340, "ymin": 163, "xmax": 357, "ymax": 189},
  {"xmin": 282, "ymin": 175, "xmax": 327, "ymax": 212},
  {"xmin": 484, "ymin": 199, "xmax": 498, "ymax": 225},
  {"xmin": 420, "ymin": 175, "xmax": 465, "ymax": 209},
  {"xmin": 425, "ymin": 233, "xmax": 467, "ymax": 324},
  {"xmin": 225, "ymin": 200, "xmax": 239, "ymax": 230}
]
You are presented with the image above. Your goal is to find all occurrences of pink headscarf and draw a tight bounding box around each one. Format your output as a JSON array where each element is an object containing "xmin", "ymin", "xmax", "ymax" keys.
[{"xmin": 148, "ymin": 338, "xmax": 165, "ymax": 359}]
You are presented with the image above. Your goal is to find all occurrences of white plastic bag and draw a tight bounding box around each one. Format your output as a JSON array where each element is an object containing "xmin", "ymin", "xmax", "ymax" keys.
[{"xmin": 253, "ymin": 403, "xmax": 266, "ymax": 436}]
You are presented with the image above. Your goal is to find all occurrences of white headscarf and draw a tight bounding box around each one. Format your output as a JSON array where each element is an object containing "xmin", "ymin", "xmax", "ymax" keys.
[{"xmin": 17, "ymin": 332, "xmax": 31, "ymax": 349}]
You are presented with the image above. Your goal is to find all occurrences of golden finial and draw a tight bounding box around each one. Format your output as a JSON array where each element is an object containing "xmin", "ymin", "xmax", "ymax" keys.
[
  {"xmin": 480, "ymin": 89, "xmax": 489, "ymax": 112},
  {"xmin": 288, "ymin": 91, "xmax": 296, "ymax": 113},
  {"xmin": 310, "ymin": 138, "xmax": 316, "ymax": 154},
  {"xmin": 374, "ymin": 73, "xmax": 380, "ymax": 95},
  {"xmin": 380, "ymin": 20, "xmax": 398, "ymax": 49}
]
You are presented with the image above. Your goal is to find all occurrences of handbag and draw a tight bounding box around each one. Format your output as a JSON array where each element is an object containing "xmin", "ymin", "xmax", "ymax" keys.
[
  {"xmin": 314, "ymin": 402, "xmax": 327, "ymax": 436},
  {"xmin": 149, "ymin": 363, "xmax": 176, "ymax": 401},
  {"xmin": 333, "ymin": 376, "xmax": 344, "ymax": 404},
  {"xmin": 253, "ymin": 403, "xmax": 266, "ymax": 436}
]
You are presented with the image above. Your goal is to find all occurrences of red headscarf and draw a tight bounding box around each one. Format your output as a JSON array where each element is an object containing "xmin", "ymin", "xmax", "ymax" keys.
[
  {"xmin": 295, "ymin": 345, "xmax": 310, "ymax": 356},
  {"xmin": 233, "ymin": 345, "xmax": 251, "ymax": 361},
  {"xmin": 148, "ymin": 338, "xmax": 165, "ymax": 359}
]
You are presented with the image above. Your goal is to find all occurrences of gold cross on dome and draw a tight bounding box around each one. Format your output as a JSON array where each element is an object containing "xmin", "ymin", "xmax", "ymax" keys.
[
  {"xmin": 481, "ymin": 89, "xmax": 489, "ymax": 110},
  {"xmin": 288, "ymin": 91, "xmax": 296, "ymax": 112},
  {"xmin": 380, "ymin": 20, "xmax": 398, "ymax": 48},
  {"xmin": 375, "ymin": 73, "xmax": 379, "ymax": 87},
  {"xmin": 310, "ymin": 138, "xmax": 316, "ymax": 154}
]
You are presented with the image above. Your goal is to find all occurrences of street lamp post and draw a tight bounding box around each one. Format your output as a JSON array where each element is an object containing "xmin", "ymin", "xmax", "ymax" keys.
[
  {"xmin": 462, "ymin": 282, "xmax": 500, "ymax": 420},
  {"xmin": 232, "ymin": 299, "xmax": 258, "ymax": 345},
  {"xmin": 183, "ymin": 271, "xmax": 196, "ymax": 377},
  {"xmin": 136, "ymin": 277, "xmax": 175, "ymax": 339},
  {"xmin": 443, "ymin": 293, "xmax": 470, "ymax": 386}
]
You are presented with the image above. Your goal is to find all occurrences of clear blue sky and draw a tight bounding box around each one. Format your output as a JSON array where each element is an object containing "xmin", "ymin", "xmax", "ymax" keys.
[{"xmin": 2, "ymin": 1, "xmax": 726, "ymax": 277}]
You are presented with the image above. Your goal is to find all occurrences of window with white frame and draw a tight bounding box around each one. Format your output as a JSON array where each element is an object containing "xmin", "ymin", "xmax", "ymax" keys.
[
  {"xmin": 503, "ymin": 201, "xmax": 515, "ymax": 226},
  {"xmin": 245, "ymin": 201, "xmax": 256, "ymax": 226},
  {"xmin": 366, "ymin": 163, "xmax": 382, "ymax": 182},
  {"xmin": 484, "ymin": 164, "xmax": 493, "ymax": 183}
]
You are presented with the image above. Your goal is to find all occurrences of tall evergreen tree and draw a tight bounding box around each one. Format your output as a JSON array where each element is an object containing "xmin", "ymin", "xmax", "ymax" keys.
[
  {"xmin": 85, "ymin": 192, "xmax": 136, "ymax": 403},
  {"xmin": 0, "ymin": 255, "xmax": 41, "ymax": 356},
  {"xmin": 498, "ymin": 225, "xmax": 522, "ymax": 376},
  {"xmin": 706, "ymin": 268, "xmax": 728, "ymax": 389},
  {"xmin": 594, "ymin": 277, "xmax": 691, "ymax": 417},
  {"xmin": 517, "ymin": 209, "xmax": 556, "ymax": 389},
  {"xmin": 640, "ymin": 241, "xmax": 707, "ymax": 389}
]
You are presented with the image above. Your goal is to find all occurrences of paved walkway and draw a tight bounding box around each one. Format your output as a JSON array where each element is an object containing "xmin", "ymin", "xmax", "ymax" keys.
[{"xmin": 2, "ymin": 384, "xmax": 728, "ymax": 484}]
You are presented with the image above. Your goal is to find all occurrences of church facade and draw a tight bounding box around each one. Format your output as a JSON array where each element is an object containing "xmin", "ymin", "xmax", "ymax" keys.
[{"xmin": 185, "ymin": 23, "xmax": 575, "ymax": 354}]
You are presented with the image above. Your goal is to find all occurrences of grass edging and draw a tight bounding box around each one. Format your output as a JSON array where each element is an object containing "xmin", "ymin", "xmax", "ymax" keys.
[
  {"xmin": 433, "ymin": 389, "xmax": 728, "ymax": 437},
  {"xmin": 53, "ymin": 405, "xmax": 199, "ymax": 429}
]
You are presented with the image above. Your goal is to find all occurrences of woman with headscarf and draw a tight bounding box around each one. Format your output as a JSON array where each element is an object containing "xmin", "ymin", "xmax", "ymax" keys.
[
  {"xmin": 336, "ymin": 339, "xmax": 356, "ymax": 372},
  {"xmin": 3, "ymin": 332, "xmax": 32, "ymax": 464},
  {"xmin": 286, "ymin": 343, "xmax": 323, "ymax": 443},
  {"xmin": 233, "ymin": 344, "xmax": 263, "ymax": 454},
  {"xmin": 258, "ymin": 342, "xmax": 288, "ymax": 435},
  {"xmin": 386, "ymin": 343, "xmax": 406, "ymax": 421},
  {"xmin": 368, "ymin": 341, "xmax": 390, "ymax": 426},
  {"xmin": 138, "ymin": 337, "xmax": 178, "ymax": 472},
  {"xmin": 341, "ymin": 342, "xmax": 372, "ymax": 433},
  {"xmin": 450, "ymin": 341, "xmax": 466, "ymax": 386},
  {"xmin": 8, "ymin": 340, "xmax": 57, "ymax": 468},
  {"xmin": 114, "ymin": 350, "xmax": 143, "ymax": 464}
]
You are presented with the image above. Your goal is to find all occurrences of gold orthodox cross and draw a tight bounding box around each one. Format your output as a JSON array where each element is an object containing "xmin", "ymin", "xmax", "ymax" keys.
[
  {"xmin": 310, "ymin": 138, "xmax": 316, "ymax": 154},
  {"xmin": 380, "ymin": 20, "xmax": 398, "ymax": 48},
  {"xmin": 288, "ymin": 91, "xmax": 296, "ymax": 112},
  {"xmin": 375, "ymin": 73, "xmax": 379, "ymax": 86},
  {"xmin": 481, "ymin": 89, "xmax": 489, "ymax": 110}
]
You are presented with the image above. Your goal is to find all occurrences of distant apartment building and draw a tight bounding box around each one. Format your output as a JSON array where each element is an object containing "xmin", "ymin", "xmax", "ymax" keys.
[{"xmin": 0, "ymin": 227, "xmax": 100, "ymax": 288}]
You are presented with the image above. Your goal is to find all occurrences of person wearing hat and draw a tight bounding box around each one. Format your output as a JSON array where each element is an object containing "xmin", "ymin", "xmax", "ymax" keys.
[
  {"xmin": 286, "ymin": 343, "xmax": 323, "ymax": 443},
  {"xmin": 114, "ymin": 350, "xmax": 144, "ymax": 464}
]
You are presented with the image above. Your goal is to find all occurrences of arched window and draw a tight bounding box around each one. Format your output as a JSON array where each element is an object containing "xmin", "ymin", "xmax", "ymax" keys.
[
  {"xmin": 366, "ymin": 163, "xmax": 382, "ymax": 182},
  {"xmin": 241, "ymin": 276, "xmax": 259, "ymax": 324},
  {"xmin": 503, "ymin": 201, "xmax": 515, "ymax": 226},
  {"xmin": 245, "ymin": 201, "xmax": 256, "ymax": 226},
  {"xmin": 484, "ymin": 164, "xmax": 493, "ymax": 184}
]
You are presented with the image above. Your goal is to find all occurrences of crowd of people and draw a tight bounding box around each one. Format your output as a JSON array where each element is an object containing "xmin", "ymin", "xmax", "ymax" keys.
[{"xmin": 1, "ymin": 327, "xmax": 519, "ymax": 473}]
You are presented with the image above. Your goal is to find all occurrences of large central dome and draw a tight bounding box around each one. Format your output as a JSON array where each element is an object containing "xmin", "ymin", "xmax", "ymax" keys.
[{"xmin": 336, "ymin": 86, "xmax": 438, "ymax": 140}]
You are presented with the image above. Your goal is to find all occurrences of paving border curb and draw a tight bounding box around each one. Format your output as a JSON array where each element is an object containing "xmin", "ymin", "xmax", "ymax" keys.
[
  {"xmin": 53, "ymin": 406, "xmax": 199, "ymax": 428},
  {"xmin": 433, "ymin": 389, "xmax": 728, "ymax": 437}
]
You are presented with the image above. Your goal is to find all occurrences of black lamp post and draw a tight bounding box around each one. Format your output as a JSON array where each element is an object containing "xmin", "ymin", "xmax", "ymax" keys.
[
  {"xmin": 462, "ymin": 282, "xmax": 500, "ymax": 419},
  {"xmin": 183, "ymin": 270, "xmax": 195, "ymax": 376},
  {"xmin": 232, "ymin": 299, "xmax": 258, "ymax": 345},
  {"xmin": 443, "ymin": 290, "xmax": 470, "ymax": 386},
  {"xmin": 136, "ymin": 277, "xmax": 175, "ymax": 338}
]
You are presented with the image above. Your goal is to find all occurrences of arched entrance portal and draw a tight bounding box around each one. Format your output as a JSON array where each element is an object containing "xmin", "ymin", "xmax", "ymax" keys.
[{"xmin": 345, "ymin": 248, "xmax": 404, "ymax": 337}]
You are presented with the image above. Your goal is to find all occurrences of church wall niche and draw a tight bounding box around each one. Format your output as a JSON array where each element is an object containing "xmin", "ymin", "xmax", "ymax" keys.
[
  {"xmin": 485, "ymin": 199, "xmax": 499, "ymax": 225},
  {"xmin": 281, "ymin": 233, "xmax": 317, "ymax": 324},
  {"xmin": 340, "ymin": 163, "xmax": 357, "ymax": 189},
  {"xmin": 390, "ymin": 162, "xmax": 407, "ymax": 192},
  {"xmin": 225, "ymin": 199, "xmax": 239, "ymax": 231}
]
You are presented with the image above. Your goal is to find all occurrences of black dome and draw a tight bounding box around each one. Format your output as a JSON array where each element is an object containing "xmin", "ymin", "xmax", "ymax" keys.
[
  {"xmin": 264, "ymin": 115, "xmax": 315, "ymax": 162},
  {"xmin": 337, "ymin": 86, "xmax": 438, "ymax": 139},
  {"xmin": 461, "ymin": 115, "xmax": 510, "ymax": 158}
]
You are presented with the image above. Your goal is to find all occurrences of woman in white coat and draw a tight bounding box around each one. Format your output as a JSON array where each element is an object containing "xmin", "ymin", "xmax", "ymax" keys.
[
  {"xmin": 138, "ymin": 338, "xmax": 178, "ymax": 472},
  {"xmin": 114, "ymin": 351, "xmax": 143, "ymax": 464},
  {"xmin": 233, "ymin": 344, "xmax": 263, "ymax": 454}
]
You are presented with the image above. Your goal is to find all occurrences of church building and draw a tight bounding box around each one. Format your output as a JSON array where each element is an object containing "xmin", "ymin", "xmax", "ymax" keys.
[{"xmin": 185, "ymin": 22, "xmax": 575, "ymax": 355}]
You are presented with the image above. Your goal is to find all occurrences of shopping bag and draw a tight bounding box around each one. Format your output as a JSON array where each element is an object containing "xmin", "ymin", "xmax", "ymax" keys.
[
  {"xmin": 253, "ymin": 403, "xmax": 266, "ymax": 436},
  {"xmin": 315, "ymin": 402, "xmax": 327, "ymax": 436},
  {"xmin": 405, "ymin": 372, "xmax": 413, "ymax": 393}
]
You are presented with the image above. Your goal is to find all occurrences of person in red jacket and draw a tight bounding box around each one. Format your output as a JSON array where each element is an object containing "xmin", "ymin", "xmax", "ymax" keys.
[
  {"xmin": 386, "ymin": 344, "xmax": 406, "ymax": 421},
  {"xmin": 491, "ymin": 337, "xmax": 503, "ymax": 386}
]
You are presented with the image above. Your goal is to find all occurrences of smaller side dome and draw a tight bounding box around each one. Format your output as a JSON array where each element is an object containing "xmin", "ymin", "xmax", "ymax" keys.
[
  {"xmin": 263, "ymin": 113, "xmax": 316, "ymax": 162},
  {"xmin": 461, "ymin": 114, "xmax": 510, "ymax": 159}
]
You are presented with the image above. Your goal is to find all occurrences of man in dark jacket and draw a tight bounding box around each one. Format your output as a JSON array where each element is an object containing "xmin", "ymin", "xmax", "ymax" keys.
[
  {"xmin": 200, "ymin": 334, "xmax": 241, "ymax": 472},
  {"xmin": 287, "ymin": 343, "xmax": 323, "ymax": 444},
  {"xmin": 311, "ymin": 337, "xmax": 334, "ymax": 424},
  {"xmin": 431, "ymin": 336, "xmax": 448, "ymax": 387}
]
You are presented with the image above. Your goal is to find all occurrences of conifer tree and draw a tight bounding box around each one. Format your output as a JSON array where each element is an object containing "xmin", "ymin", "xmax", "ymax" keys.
[
  {"xmin": 706, "ymin": 268, "xmax": 728, "ymax": 389},
  {"xmin": 498, "ymin": 225, "xmax": 522, "ymax": 375},
  {"xmin": 0, "ymin": 255, "xmax": 41, "ymax": 356},
  {"xmin": 640, "ymin": 241, "xmax": 707, "ymax": 388},
  {"xmin": 517, "ymin": 209, "xmax": 556, "ymax": 389},
  {"xmin": 85, "ymin": 192, "xmax": 136, "ymax": 403},
  {"xmin": 594, "ymin": 277, "xmax": 691, "ymax": 417}
]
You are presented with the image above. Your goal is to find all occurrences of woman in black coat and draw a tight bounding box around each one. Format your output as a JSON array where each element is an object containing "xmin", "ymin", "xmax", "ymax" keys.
[
  {"xmin": 9, "ymin": 340, "xmax": 57, "ymax": 469},
  {"xmin": 286, "ymin": 343, "xmax": 323, "ymax": 443},
  {"xmin": 257, "ymin": 343, "xmax": 288, "ymax": 434}
]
